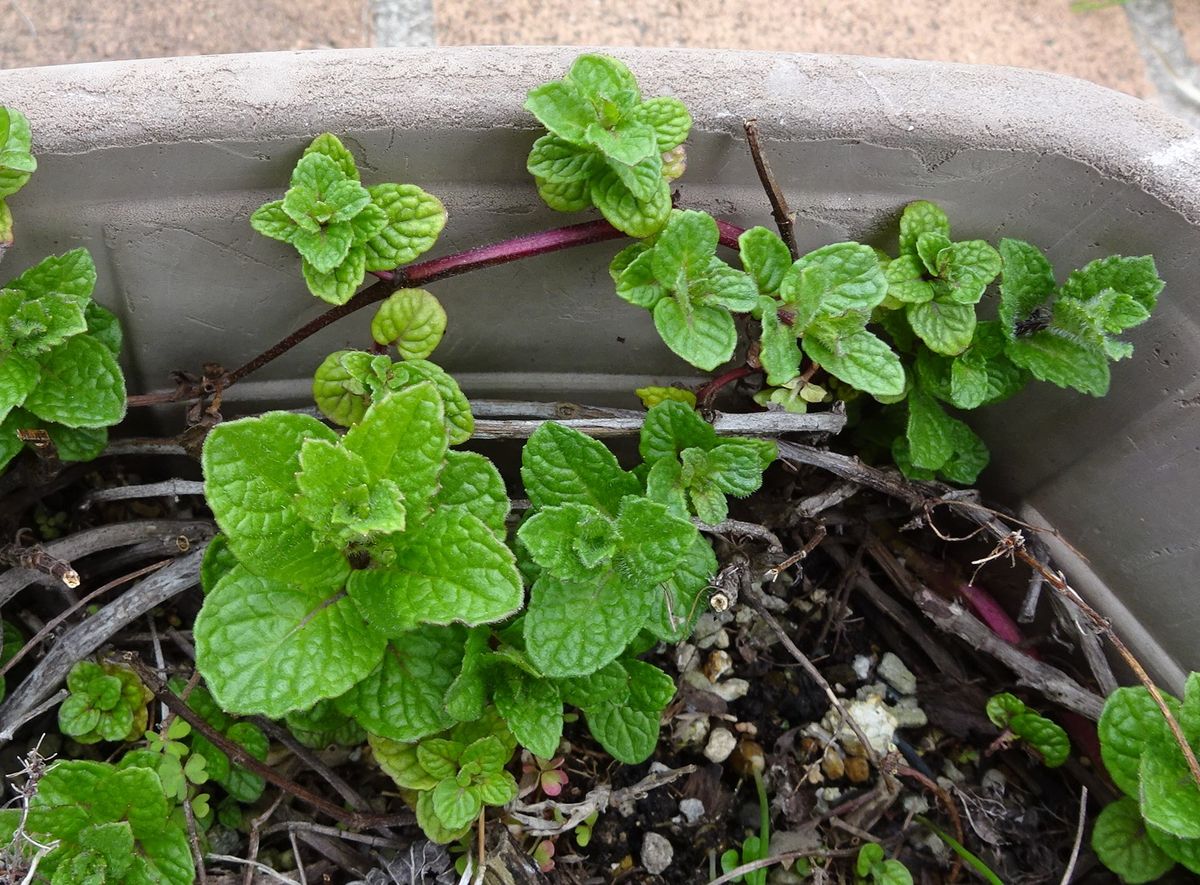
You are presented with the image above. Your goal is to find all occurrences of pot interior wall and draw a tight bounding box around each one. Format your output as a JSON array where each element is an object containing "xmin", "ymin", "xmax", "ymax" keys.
[{"xmin": 2, "ymin": 48, "xmax": 1197, "ymax": 690}]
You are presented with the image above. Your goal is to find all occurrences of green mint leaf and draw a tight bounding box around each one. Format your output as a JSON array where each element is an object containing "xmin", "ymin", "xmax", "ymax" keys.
[
  {"xmin": 292, "ymin": 220, "xmax": 354, "ymax": 274},
  {"xmin": 383, "ymin": 358, "xmax": 474, "ymax": 445},
  {"xmin": 590, "ymin": 164, "xmax": 671, "ymax": 237},
  {"xmin": 362, "ymin": 183, "xmax": 447, "ymax": 272},
  {"xmin": 936, "ymin": 421, "xmax": 989, "ymax": 485},
  {"xmin": 906, "ymin": 388, "xmax": 958, "ymax": 470},
  {"xmin": 217, "ymin": 722, "xmax": 269, "ymax": 803},
  {"xmin": 937, "ymin": 240, "xmax": 1002, "ymax": 304},
  {"xmin": 415, "ymin": 789, "xmax": 472, "ymax": 843},
  {"xmin": 324, "ymin": 179, "xmax": 372, "ymax": 222},
  {"xmin": 906, "ymin": 297, "xmax": 976, "ymax": 356},
  {"xmin": 739, "ymin": 227, "xmax": 792, "ymax": 296},
  {"xmin": 0, "ymin": 352, "xmax": 38, "ymax": 421},
  {"xmin": 1146, "ymin": 824, "xmax": 1200, "ymax": 876},
  {"xmin": 519, "ymin": 502, "xmax": 614, "ymax": 580},
  {"xmin": 525, "ymin": 80, "xmax": 596, "ymax": 145},
  {"xmin": 494, "ymin": 670, "xmax": 563, "ymax": 759},
  {"xmin": 5, "ymin": 249, "xmax": 95, "ymax": 303},
  {"xmin": 759, "ymin": 297, "xmax": 803, "ymax": 386},
  {"xmin": 703, "ymin": 438, "xmax": 777, "ymax": 497},
  {"xmin": 653, "ymin": 210, "xmax": 719, "ymax": 286},
  {"xmin": 583, "ymin": 660, "xmax": 675, "ymax": 764},
  {"xmin": 585, "ymin": 119, "xmax": 658, "ymax": 166},
  {"xmin": 566, "ymin": 54, "xmax": 641, "ymax": 112},
  {"xmin": 884, "ymin": 254, "xmax": 937, "ymax": 305},
  {"xmin": 803, "ymin": 319, "xmax": 906, "ymax": 398},
  {"xmin": 644, "ymin": 534, "xmax": 717, "ymax": 642},
  {"xmin": 605, "ymin": 152, "xmax": 664, "ymax": 201},
  {"xmin": 614, "ymin": 246, "xmax": 666, "ymax": 309},
  {"xmin": 1104, "ymin": 292, "xmax": 1152, "ymax": 333},
  {"xmin": 195, "ymin": 566, "xmax": 385, "ymax": 717},
  {"xmin": 418, "ymin": 738, "xmax": 466, "ymax": 780},
  {"xmin": 698, "ymin": 260, "xmax": 758, "ymax": 313},
  {"xmin": 350, "ymin": 201, "xmax": 389, "ymax": 244},
  {"xmin": 0, "ymin": 410, "xmax": 25, "ymax": 473},
  {"xmin": 444, "ymin": 627, "xmax": 489, "ymax": 722},
  {"xmin": 683, "ymin": 467, "xmax": 728, "ymax": 523},
  {"xmin": 527, "ymin": 135, "xmax": 598, "ymax": 184},
  {"xmin": 302, "ymin": 245, "xmax": 366, "ymax": 305},
  {"xmin": 7, "ymin": 293, "xmax": 88, "ymax": 356},
  {"xmin": 432, "ymin": 778, "xmax": 484, "ymax": 831},
  {"xmin": 524, "ymin": 572, "xmax": 653, "ymax": 677},
  {"xmin": 350, "ymin": 509, "xmax": 521, "ymax": 634},
  {"xmin": 782, "ymin": 242, "xmax": 889, "ymax": 318},
  {"xmin": 251, "ymin": 200, "xmax": 299, "ymax": 243},
  {"xmin": 1005, "ymin": 328, "xmax": 1110, "ymax": 396},
  {"xmin": 558, "ymin": 661, "xmax": 631, "ymax": 708},
  {"xmin": 24, "ymin": 335, "xmax": 125, "ymax": 428},
  {"xmin": 535, "ymin": 175, "xmax": 591, "ymax": 212},
  {"xmin": 998, "ymin": 238, "xmax": 1057, "ymax": 341},
  {"xmin": 295, "ymin": 438, "xmax": 407, "ymax": 540},
  {"xmin": 639, "ymin": 400, "xmax": 718, "ymax": 463},
  {"xmin": 898, "ymin": 201, "xmax": 950, "ymax": 258},
  {"xmin": 645, "ymin": 456, "xmax": 689, "ymax": 517},
  {"xmin": 916, "ymin": 232, "xmax": 953, "ymax": 276},
  {"xmin": 615, "ymin": 496, "xmax": 697, "ymax": 584},
  {"xmin": 0, "ymin": 108, "xmax": 35, "ymax": 198},
  {"xmin": 1093, "ymin": 797, "xmax": 1176, "ymax": 883},
  {"xmin": 630, "ymin": 96, "xmax": 691, "ymax": 151},
  {"xmin": 653, "ymin": 298, "xmax": 736, "ymax": 371},
  {"xmin": 303, "ymin": 133, "xmax": 360, "ymax": 181},
  {"xmin": 285, "ymin": 698, "xmax": 365, "ymax": 749},
  {"xmin": 635, "ymin": 385, "xmax": 696, "ymax": 409},
  {"xmin": 1100, "ymin": 686, "xmax": 1180, "ymax": 797},
  {"xmin": 1140, "ymin": 740, "xmax": 1200, "ymax": 839},
  {"xmin": 522, "ymin": 421, "xmax": 640, "ymax": 515},
  {"xmin": 371, "ymin": 288, "xmax": 447, "ymax": 359},
  {"xmin": 202, "ymin": 411, "xmax": 348, "ymax": 583},
  {"xmin": 342, "ymin": 382, "xmax": 447, "ymax": 507},
  {"xmin": 1060, "ymin": 254, "xmax": 1164, "ymax": 312},
  {"xmin": 1008, "ymin": 709, "xmax": 1070, "ymax": 767},
  {"xmin": 335, "ymin": 629, "xmax": 464, "ymax": 742},
  {"xmin": 84, "ymin": 302, "xmax": 122, "ymax": 356},
  {"xmin": 433, "ymin": 450, "xmax": 510, "ymax": 533},
  {"xmin": 312, "ymin": 349, "xmax": 376, "ymax": 426},
  {"xmin": 949, "ymin": 355, "xmax": 990, "ymax": 409},
  {"xmin": 0, "ymin": 200, "xmax": 10, "ymax": 246},
  {"xmin": 370, "ymin": 734, "xmax": 439, "ymax": 791}
]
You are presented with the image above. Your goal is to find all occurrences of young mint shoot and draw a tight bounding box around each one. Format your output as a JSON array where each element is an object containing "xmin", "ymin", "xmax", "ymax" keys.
[
  {"xmin": 0, "ymin": 106, "xmax": 36, "ymax": 250},
  {"xmin": 251, "ymin": 133, "xmax": 447, "ymax": 305},
  {"xmin": 985, "ymin": 692, "xmax": 1069, "ymax": 767},
  {"xmin": 526, "ymin": 54, "xmax": 691, "ymax": 237}
]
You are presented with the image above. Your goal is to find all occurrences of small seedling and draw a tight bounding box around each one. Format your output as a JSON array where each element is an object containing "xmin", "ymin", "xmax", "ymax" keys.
[
  {"xmin": 855, "ymin": 843, "xmax": 913, "ymax": 885},
  {"xmin": 58, "ymin": 660, "xmax": 152, "ymax": 745},
  {"xmin": 985, "ymin": 692, "xmax": 1070, "ymax": 767}
]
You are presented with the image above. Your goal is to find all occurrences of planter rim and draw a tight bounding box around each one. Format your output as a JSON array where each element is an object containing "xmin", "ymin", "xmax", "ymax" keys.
[{"xmin": 3, "ymin": 46, "xmax": 1200, "ymax": 222}]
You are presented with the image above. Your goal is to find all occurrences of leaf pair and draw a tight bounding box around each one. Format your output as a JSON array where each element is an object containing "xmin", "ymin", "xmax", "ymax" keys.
[
  {"xmin": 0, "ymin": 107, "xmax": 36, "ymax": 246},
  {"xmin": 985, "ymin": 692, "xmax": 1069, "ymax": 767},
  {"xmin": 640, "ymin": 399, "xmax": 776, "ymax": 524},
  {"xmin": 1093, "ymin": 673, "xmax": 1200, "ymax": 880},
  {"xmin": 884, "ymin": 201, "xmax": 1001, "ymax": 356},
  {"xmin": 0, "ymin": 249, "xmax": 126, "ymax": 473},
  {"xmin": 0, "ymin": 759, "xmax": 193, "ymax": 884},
  {"xmin": 999, "ymin": 239, "xmax": 1162, "ymax": 396},
  {"xmin": 251, "ymin": 133, "xmax": 446, "ymax": 304},
  {"xmin": 526, "ymin": 54, "xmax": 691, "ymax": 236},
  {"xmin": 195, "ymin": 382, "xmax": 522, "ymax": 718},
  {"xmin": 612, "ymin": 210, "xmax": 757, "ymax": 370},
  {"xmin": 744, "ymin": 227, "xmax": 906, "ymax": 398},
  {"xmin": 58, "ymin": 660, "xmax": 152, "ymax": 745}
]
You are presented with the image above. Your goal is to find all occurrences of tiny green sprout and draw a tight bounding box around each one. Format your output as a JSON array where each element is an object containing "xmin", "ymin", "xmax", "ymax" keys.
[
  {"xmin": 58, "ymin": 660, "xmax": 153, "ymax": 744},
  {"xmin": 635, "ymin": 384, "xmax": 697, "ymax": 409},
  {"xmin": 532, "ymin": 838, "xmax": 556, "ymax": 873},
  {"xmin": 251, "ymin": 133, "xmax": 446, "ymax": 305},
  {"xmin": 855, "ymin": 843, "xmax": 913, "ymax": 885},
  {"xmin": 525, "ymin": 54, "xmax": 691, "ymax": 236},
  {"xmin": 575, "ymin": 810, "xmax": 600, "ymax": 848},
  {"xmin": 985, "ymin": 692, "xmax": 1069, "ymax": 767},
  {"xmin": 1092, "ymin": 672, "xmax": 1200, "ymax": 881}
]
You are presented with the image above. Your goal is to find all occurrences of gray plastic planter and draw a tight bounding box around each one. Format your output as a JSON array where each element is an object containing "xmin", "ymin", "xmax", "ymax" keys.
[{"xmin": 1, "ymin": 47, "xmax": 1198, "ymax": 691}]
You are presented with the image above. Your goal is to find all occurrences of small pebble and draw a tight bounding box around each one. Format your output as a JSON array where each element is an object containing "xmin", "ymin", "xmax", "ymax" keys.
[
  {"xmin": 902, "ymin": 794, "xmax": 931, "ymax": 815},
  {"xmin": 734, "ymin": 721, "xmax": 758, "ymax": 735},
  {"xmin": 821, "ymin": 747, "xmax": 845, "ymax": 781},
  {"xmin": 822, "ymin": 696, "xmax": 897, "ymax": 757},
  {"xmin": 679, "ymin": 798, "xmax": 705, "ymax": 824},
  {"xmin": 852, "ymin": 654, "xmax": 873, "ymax": 681},
  {"xmin": 704, "ymin": 727, "xmax": 738, "ymax": 763},
  {"xmin": 693, "ymin": 614, "xmax": 725, "ymax": 649},
  {"xmin": 878, "ymin": 652, "xmax": 918, "ymax": 696},
  {"xmin": 649, "ymin": 761, "xmax": 671, "ymax": 775},
  {"xmin": 710, "ymin": 677, "xmax": 750, "ymax": 702},
  {"xmin": 890, "ymin": 696, "xmax": 928, "ymax": 729},
  {"xmin": 673, "ymin": 716, "xmax": 710, "ymax": 747},
  {"xmin": 675, "ymin": 642, "xmax": 700, "ymax": 674},
  {"xmin": 845, "ymin": 755, "xmax": 871, "ymax": 784},
  {"xmin": 713, "ymin": 628, "xmax": 731, "ymax": 649},
  {"xmin": 704, "ymin": 649, "xmax": 734, "ymax": 683},
  {"xmin": 641, "ymin": 832, "xmax": 674, "ymax": 875}
]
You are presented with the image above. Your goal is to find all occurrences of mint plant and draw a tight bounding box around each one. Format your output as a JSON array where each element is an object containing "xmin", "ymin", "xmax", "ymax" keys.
[
  {"xmin": 251, "ymin": 133, "xmax": 446, "ymax": 305},
  {"xmin": 855, "ymin": 843, "xmax": 914, "ymax": 885},
  {"xmin": 0, "ymin": 107, "xmax": 36, "ymax": 250},
  {"xmin": 985, "ymin": 692, "xmax": 1069, "ymax": 767},
  {"xmin": 58, "ymin": 660, "xmax": 153, "ymax": 745},
  {"xmin": 1093, "ymin": 672, "xmax": 1200, "ymax": 881},
  {"xmin": 526, "ymin": 54, "xmax": 691, "ymax": 237},
  {"xmin": 0, "ymin": 248, "xmax": 127, "ymax": 471},
  {"xmin": 0, "ymin": 759, "xmax": 193, "ymax": 884}
]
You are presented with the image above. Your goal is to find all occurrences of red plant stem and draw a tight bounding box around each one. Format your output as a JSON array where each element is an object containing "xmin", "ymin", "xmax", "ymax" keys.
[
  {"xmin": 697, "ymin": 365, "xmax": 759, "ymax": 408},
  {"xmin": 716, "ymin": 219, "xmax": 744, "ymax": 251}
]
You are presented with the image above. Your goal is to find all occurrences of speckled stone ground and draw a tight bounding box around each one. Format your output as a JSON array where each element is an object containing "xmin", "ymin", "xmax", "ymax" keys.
[{"xmin": 1, "ymin": 0, "xmax": 1199, "ymax": 104}]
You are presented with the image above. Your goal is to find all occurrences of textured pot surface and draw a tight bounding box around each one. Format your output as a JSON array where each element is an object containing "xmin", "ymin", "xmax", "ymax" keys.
[{"xmin": 1, "ymin": 47, "xmax": 1197, "ymax": 688}]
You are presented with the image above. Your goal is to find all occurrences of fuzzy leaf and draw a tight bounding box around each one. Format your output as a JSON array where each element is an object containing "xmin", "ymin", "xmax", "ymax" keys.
[
  {"xmin": 371, "ymin": 288, "xmax": 447, "ymax": 360},
  {"xmin": 84, "ymin": 302, "xmax": 122, "ymax": 356},
  {"xmin": 195, "ymin": 566, "xmax": 383, "ymax": 718},
  {"xmin": 639, "ymin": 400, "xmax": 718, "ymax": 463},
  {"xmin": 385, "ymin": 359, "xmax": 475, "ymax": 445},
  {"xmin": 522, "ymin": 421, "xmax": 640, "ymax": 515},
  {"xmin": 759, "ymin": 298, "xmax": 803, "ymax": 386},
  {"xmin": 0, "ymin": 108, "xmax": 35, "ymax": 198},
  {"xmin": 5, "ymin": 249, "xmax": 96, "ymax": 302},
  {"xmin": 203, "ymin": 411, "xmax": 347, "ymax": 584},
  {"xmin": 782, "ymin": 242, "xmax": 889, "ymax": 318},
  {"xmin": 304, "ymin": 133, "xmax": 360, "ymax": 181},
  {"xmin": 0, "ymin": 353, "xmax": 38, "ymax": 421},
  {"xmin": 362, "ymin": 184, "xmax": 447, "ymax": 272},
  {"xmin": 652, "ymin": 210, "xmax": 719, "ymax": 287},
  {"xmin": 614, "ymin": 246, "xmax": 665, "ymax": 309},
  {"xmin": 739, "ymin": 227, "xmax": 792, "ymax": 296},
  {"xmin": 884, "ymin": 254, "xmax": 937, "ymax": 305},
  {"xmin": 907, "ymin": 298, "xmax": 977, "ymax": 356},
  {"xmin": 1099, "ymin": 686, "xmax": 1180, "ymax": 797},
  {"xmin": 525, "ymin": 81, "xmax": 595, "ymax": 144},
  {"xmin": 1140, "ymin": 740, "xmax": 1200, "ymax": 839},
  {"xmin": 524, "ymin": 572, "xmax": 653, "ymax": 677},
  {"xmin": 519, "ymin": 502, "xmax": 614, "ymax": 580},
  {"xmin": 898, "ymin": 201, "xmax": 950, "ymax": 258},
  {"xmin": 23, "ymin": 336, "xmax": 125, "ymax": 429},
  {"xmin": 336, "ymin": 629, "xmax": 464, "ymax": 742},
  {"xmin": 1005, "ymin": 328, "xmax": 1110, "ymax": 397},
  {"xmin": 936, "ymin": 240, "xmax": 1001, "ymax": 304},
  {"xmin": 527, "ymin": 135, "xmax": 597, "ymax": 183},
  {"xmin": 432, "ymin": 450, "xmax": 510, "ymax": 533},
  {"xmin": 615, "ymin": 495, "xmax": 698, "ymax": 583},
  {"xmin": 916, "ymin": 232, "xmax": 952, "ymax": 276},
  {"xmin": 644, "ymin": 534, "xmax": 717, "ymax": 642},
  {"xmin": 342, "ymin": 383, "xmax": 447, "ymax": 508},
  {"xmin": 906, "ymin": 388, "xmax": 957, "ymax": 470},
  {"xmin": 1093, "ymin": 797, "xmax": 1176, "ymax": 884},
  {"xmin": 582, "ymin": 660, "xmax": 674, "ymax": 764},
  {"xmin": 585, "ymin": 119, "xmax": 657, "ymax": 167},
  {"xmin": 293, "ymin": 220, "xmax": 354, "ymax": 274},
  {"xmin": 998, "ymin": 238, "xmax": 1057, "ymax": 341},
  {"xmin": 803, "ymin": 320, "xmax": 906, "ymax": 398},
  {"xmin": 590, "ymin": 165, "xmax": 671, "ymax": 238},
  {"xmin": 495, "ymin": 670, "xmax": 563, "ymax": 759},
  {"xmin": 1061, "ymin": 254, "xmax": 1163, "ymax": 311},
  {"xmin": 653, "ymin": 298, "xmax": 736, "ymax": 371},
  {"xmin": 349, "ymin": 510, "xmax": 520, "ymax": 635},
  {"xmin": 630, "ymin": 96, "xmax": 692, "ymax": 151},
  {"xmin": 1146, "ymin": 824, "xmax": 1200, "ymax": 876},
  {"xmin": 431, "ymin": 779, "xmax": 483, "ymax": 831},
  {"xmin": 567, "ymin": 54, "xmax": 641, "ymax": 109}
]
